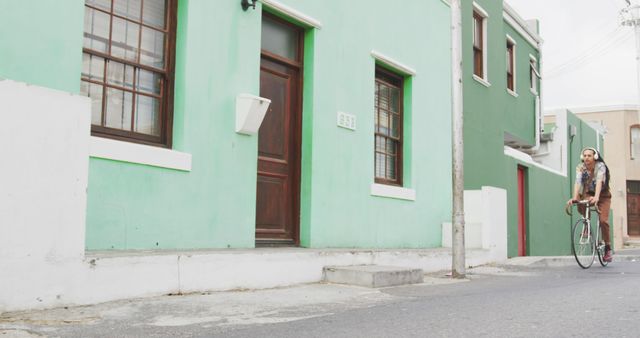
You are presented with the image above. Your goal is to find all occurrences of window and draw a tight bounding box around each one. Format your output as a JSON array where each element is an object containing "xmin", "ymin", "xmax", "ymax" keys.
[
  {"xmin": 374, "ymin": 67, "xmax": 403, "ymax": 186},
  {"xmin": 632, "ymin": 125, "xmax": 640, "ymax": 159},
  {"xmin": 506, "ymin": 37, "xmax": 515, "ymax": 92},
  {"xmin": 472, "ymin": 11, "xmax": 484, "ymax": 78},
  {"xmin": 530, "ymin": 56, "xmax": 540, "ymax": 94},
  {"xmin": 81, "ymin": 0, "xmax": 177, "ymax": 147}
]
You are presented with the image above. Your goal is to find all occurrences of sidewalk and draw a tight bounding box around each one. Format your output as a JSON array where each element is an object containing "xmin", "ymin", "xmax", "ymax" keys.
[{"xmin": 4, "ymin": 252, "xmax": 640, "ymax": 337}]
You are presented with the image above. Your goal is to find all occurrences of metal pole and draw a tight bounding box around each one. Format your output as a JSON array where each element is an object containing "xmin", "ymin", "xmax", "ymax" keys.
[
  {"xmin": 621, "ymin": 1, "xmax": 640, "ymax": 122},
  {"xmin": 634, "ymin": 23, "xmax": 640, "ymax": 122},
  {"xmin": 450, "ymin": 0, "xmax": 466, "ymax": 279}
]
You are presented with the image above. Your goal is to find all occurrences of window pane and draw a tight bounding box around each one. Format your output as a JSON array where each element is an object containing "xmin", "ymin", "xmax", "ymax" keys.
[
  {"xmin": 386, "ymin": 155, "xmax": 396, "ymax": 179},
  {"xmin": 114, "ymin": 0, "xmax": 141, "ymax": 21},
  {"xmin": 386, "ymin": 139, "xmax": 396, "ymax": 155},
  {"xmin": 390, "ymin": 88, "xmax": 400, "ymax": 113},
  {"xmin": 87, "ymin": 0, "xmax": 112, "ymax": 11},
  {"xmin": 375, "ymin": 152, "xmax": 385, "ymax": 178},
  {"xmin": 261, "ymin": 16, "xmax": 298, "ymax": 60},
  {"xmin": 140, "ymin": 27, "xmax": 165, "ymax": 68},
  {"xmin": 81, "ymin": 81, "xmax": 104, "ymax": 125},
  {"xmin": 84, "ymin": 7, "xmax": 111, "ymax": 53},
  {"xmin": 106, "ymin": 61, "xmax": 134, "ymax": 88},
  {"xmin": 390, "ymin": 115, "xmax": 400, "ymax": 138},
  {"xmin": 105, "ymin": 88, "xmax": 133, "ymax": 130},
  {"xmin": 111, "ymin": 17, "xmax": 140, "ymax": 61},
  {"xmin": 378, "ymin": 85, "xmax": 390, "ymax": 110},
  {"xmin": 137, "ymin": 69, "xmax": 162, "ymax": 95},
  {"xmin": 134, "ymin": 94, "xmax": 161, "ymax": 136},
  {"xmin": 82, "ymin": 53, "xmax": 105, "ymax": 81},
  {"xmin": 143, "ymin": 0, "xmax": 166, "ymax": 29},
  {"xmin": 375, "ymin": 136, "xmax": 385, "ymax": 152},
  {"xmin": 379, "ymin": 111, "xmax": 389, "ymax": 135}
]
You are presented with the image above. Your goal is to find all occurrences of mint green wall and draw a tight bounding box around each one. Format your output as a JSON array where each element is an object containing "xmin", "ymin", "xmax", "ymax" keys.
[
  {"xmin": 0, "ymin": 0, "xmax": 84, "ymax": 93},
  {"xmin": 274, "ymin": 0, "xmax": 452, "ymax": 248},
  {"xmin": 87, "ymin": 0, "xmax": 261, "ymax": 249},
  {"xmin": 2, "ymin": 1, "xmax": 452, "ymax": 250}
]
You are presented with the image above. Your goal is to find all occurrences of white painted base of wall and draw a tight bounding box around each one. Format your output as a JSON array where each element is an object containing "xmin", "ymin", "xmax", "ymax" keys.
[
  {"xmin": 0, "ymin": 247, "xmax": 497, "ymax": 312},
  {"xmin": 442, "ymin": 186, "xmax": 508, "ymax": 262}
]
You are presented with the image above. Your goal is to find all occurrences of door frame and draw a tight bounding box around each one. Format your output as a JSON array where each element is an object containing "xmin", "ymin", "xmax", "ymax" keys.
[{"xmin": 255, "ymin": 12, "xmax": 304, "ymax": 246}]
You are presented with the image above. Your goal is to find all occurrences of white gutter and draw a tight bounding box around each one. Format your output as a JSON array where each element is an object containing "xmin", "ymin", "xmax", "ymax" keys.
[{"xmin": 502, "ymin": 2, "xmax": 543, "ymax": 47}]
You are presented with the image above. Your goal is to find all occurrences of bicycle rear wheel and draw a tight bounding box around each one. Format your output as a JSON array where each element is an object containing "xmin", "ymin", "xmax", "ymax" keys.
[{"xmin": 572, "ymin": 219, "xmax": 595, "ymax": 269}]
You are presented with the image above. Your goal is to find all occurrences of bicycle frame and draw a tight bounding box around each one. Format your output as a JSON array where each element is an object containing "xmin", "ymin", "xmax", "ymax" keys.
[{"xmin": 567, "ymin": 200, "xmax": 607, "ymax": 269}]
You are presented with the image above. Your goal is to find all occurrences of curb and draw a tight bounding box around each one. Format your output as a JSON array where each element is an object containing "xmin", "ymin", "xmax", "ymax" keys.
[{"xmin": 503, "ymin": 255, "xmax": 640, "ymax": 267}]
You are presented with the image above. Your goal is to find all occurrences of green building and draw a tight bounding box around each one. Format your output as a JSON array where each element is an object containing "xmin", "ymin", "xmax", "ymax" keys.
[
  {"xmin": 0, "ymin": 0, "xmax": 453, "ymax": 251},
  {"xmin": 461, "ymin": 1, "xmax": 605, "ymax": 257}
]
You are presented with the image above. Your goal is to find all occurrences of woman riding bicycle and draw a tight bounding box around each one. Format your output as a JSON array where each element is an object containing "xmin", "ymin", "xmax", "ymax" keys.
[{"xmin": 566, "ymin": 147, "xmax": 613, "ymax": 262}]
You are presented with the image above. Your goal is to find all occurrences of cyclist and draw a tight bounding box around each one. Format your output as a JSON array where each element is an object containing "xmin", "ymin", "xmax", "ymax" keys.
[{"xmin": 566, "ymin": 147, "xmax": 613, "ymax": 262}]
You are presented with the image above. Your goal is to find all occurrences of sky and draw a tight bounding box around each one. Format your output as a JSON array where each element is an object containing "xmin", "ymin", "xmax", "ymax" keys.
[{"xmin": 506, "ymin": 0, "xmax": 638, "ymax": 110}]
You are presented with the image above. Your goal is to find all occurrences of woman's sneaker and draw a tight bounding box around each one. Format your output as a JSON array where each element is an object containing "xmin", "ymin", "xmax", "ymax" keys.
[{"xmin": 603, "ymin": 250, "xmax": 613, "ymax": 262}]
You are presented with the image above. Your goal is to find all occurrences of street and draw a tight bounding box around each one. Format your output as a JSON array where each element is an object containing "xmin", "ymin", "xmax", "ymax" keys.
[{"xmin": 2, "ymin": 254, "xmax": 640, "ymax": 338}]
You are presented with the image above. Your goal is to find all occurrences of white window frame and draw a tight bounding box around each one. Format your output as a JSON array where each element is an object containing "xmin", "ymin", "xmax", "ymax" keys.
[
  {"xmin": 472, "ymin": 2, "xmax": 489, "ymax": 86},
  {"xmin": 529, "ymin": 54, "xmax": 540, "ymax": 95}
]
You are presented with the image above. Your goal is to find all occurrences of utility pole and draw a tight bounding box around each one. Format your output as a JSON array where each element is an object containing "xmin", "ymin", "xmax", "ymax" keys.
[
  {"xmin": 621, "ymin": 0, "xmax": 640, "ymax": 122},
  {"xmin": 450, "ymin": 0, "xmax": 466, "ymax": 279}
]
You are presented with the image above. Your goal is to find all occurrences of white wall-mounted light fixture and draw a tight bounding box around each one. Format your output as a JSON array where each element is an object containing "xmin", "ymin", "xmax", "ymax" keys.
[{"xmin": 235, "ymin": 93, "xmax": 271, "ymax": 135}]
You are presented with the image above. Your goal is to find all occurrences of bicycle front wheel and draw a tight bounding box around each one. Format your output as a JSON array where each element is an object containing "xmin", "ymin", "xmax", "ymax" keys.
[
  {"xmin": 572, "ymin": 219, "xmax": 595, "ymax": 269},
  {"xmin": 597, "ymin": 225, "xmax": 609, "ymax": 267}
]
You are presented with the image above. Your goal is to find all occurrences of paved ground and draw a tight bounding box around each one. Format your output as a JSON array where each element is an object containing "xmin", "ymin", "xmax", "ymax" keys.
[{"xmin": 2, "ymin": 250, "xmax": 640, "ymax": 337}]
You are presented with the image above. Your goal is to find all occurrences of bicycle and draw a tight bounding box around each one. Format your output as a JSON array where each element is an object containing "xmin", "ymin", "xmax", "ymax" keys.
[{"xmin": 565, "ymin": 200, "xmax": 609, "ymax": 269}]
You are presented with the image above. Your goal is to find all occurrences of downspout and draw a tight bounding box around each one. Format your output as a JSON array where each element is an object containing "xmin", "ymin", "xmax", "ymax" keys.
[{"xmin": 530, "ymin": 42, "xmax": 543, "ymax": 152}]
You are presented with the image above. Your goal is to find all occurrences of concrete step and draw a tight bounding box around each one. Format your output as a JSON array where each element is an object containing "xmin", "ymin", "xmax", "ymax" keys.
[{"xmin": 322, "ymin": 265, "xmax": 423, "ymax": 288}]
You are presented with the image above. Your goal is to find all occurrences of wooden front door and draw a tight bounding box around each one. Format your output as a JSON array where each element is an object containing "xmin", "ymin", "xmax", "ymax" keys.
[
  {"xmin": 517, "ymin": 166, "xmax": 527, "ymax": 256},
  {"xmin": 255, "ymin": 14, "xmax": 303, "ymax": 245},
  {"xmin": 628, "ymin": 181, "xmax": 640, "ymax": 236}
]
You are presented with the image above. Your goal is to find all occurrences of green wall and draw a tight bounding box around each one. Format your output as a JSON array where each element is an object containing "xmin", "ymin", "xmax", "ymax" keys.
[
  {"xmin": 1, "ymin": 0, "xmax": 453, "ymax": 250},
  {"xmin": 502, "ymin": 112, "xmax": 604, "ymax": 257},
  {"xmin": 460, "ymin": 1, "xmax": 606, "ymax": 256},
  {"xmin": 462, "ymin": 0, "xmax": 541, "ymax": 190},
  {"xmin": 0, "ymin": 0, "xmax": 84, "ymax": 93}
]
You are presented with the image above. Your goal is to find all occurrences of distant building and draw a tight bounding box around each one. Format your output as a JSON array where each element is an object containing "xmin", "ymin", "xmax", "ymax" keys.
[{"xmin": 565, "ymin": 105, "xmax": 640, "ymax": 248}]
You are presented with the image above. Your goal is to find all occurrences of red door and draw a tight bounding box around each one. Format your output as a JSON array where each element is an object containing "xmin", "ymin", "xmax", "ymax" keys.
[
  {"xmin": 517, "ymin": 166, "xmax": 527, "ymax": 256},
  {"xmin": 255, "ymin": 14, "xmax": 303, "ymax": 246}
]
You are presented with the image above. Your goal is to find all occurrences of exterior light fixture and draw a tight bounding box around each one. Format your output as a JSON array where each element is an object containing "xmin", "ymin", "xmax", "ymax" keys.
[{"xmin": 241, "ymin": 0, "xmax": 257, "ymax": 11}]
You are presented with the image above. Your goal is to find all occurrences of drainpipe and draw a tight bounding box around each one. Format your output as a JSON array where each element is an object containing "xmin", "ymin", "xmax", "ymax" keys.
[
  {"xmin": 531, "ymin": 42, "xmax": 543, "ymax": 152},
  {"xmin": 451, "ymin": 0, "xmax": 466, "ymax": 279}
]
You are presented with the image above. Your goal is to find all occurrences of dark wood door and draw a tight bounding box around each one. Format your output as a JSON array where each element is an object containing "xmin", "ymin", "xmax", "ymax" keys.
[
  {"xmin": 628, "ymin": 192, "xmax": 640, "ymax": 236},
  {"xmin": 255, "ymin": 14, "xmax": 302, "ymax": 245}
]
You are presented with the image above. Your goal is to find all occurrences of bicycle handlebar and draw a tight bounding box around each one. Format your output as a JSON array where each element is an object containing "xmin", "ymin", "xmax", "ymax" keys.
[{"xmin": 565, "ymin": 199, "xmax": 601, "ymax": 216}]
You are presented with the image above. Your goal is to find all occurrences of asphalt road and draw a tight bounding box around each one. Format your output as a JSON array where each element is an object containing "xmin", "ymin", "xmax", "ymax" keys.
[{"xmin": 2, "ymin": 257, "xmax": 640, "ymax": 338}]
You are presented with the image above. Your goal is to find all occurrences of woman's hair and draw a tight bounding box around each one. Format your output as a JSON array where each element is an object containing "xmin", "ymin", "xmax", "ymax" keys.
[{"xmin": 595, "ymin": 150, "xmax": 611, "ymax": 191}]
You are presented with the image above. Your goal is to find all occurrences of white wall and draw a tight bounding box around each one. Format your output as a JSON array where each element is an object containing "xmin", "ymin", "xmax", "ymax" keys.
[
  {"xmin": 0, "ymin": 80, "xmax": 90, "ymax": 311},
  {"xmin": 442, "ymin": 186, "xmax": 508, "ymax": 261},
  {"xmin": 535, "ymin": 109, "xmax": 568, "ymax": 173}
]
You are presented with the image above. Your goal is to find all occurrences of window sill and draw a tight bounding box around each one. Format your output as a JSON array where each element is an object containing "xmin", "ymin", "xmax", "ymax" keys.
[
  {"xmin": 370, "ymin": 183, "xmax": 415, "ymax": 201},
  {"xmin": 89, "ymin": 136, "xmax": 192, "ymax": 171},
  {"xmin": 507, "ymin": 89, "xmax": 519, "ymax": 97},
  {"xmin": 473, "ymin": 75, "xmax": 491, "ymax": 87}
]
